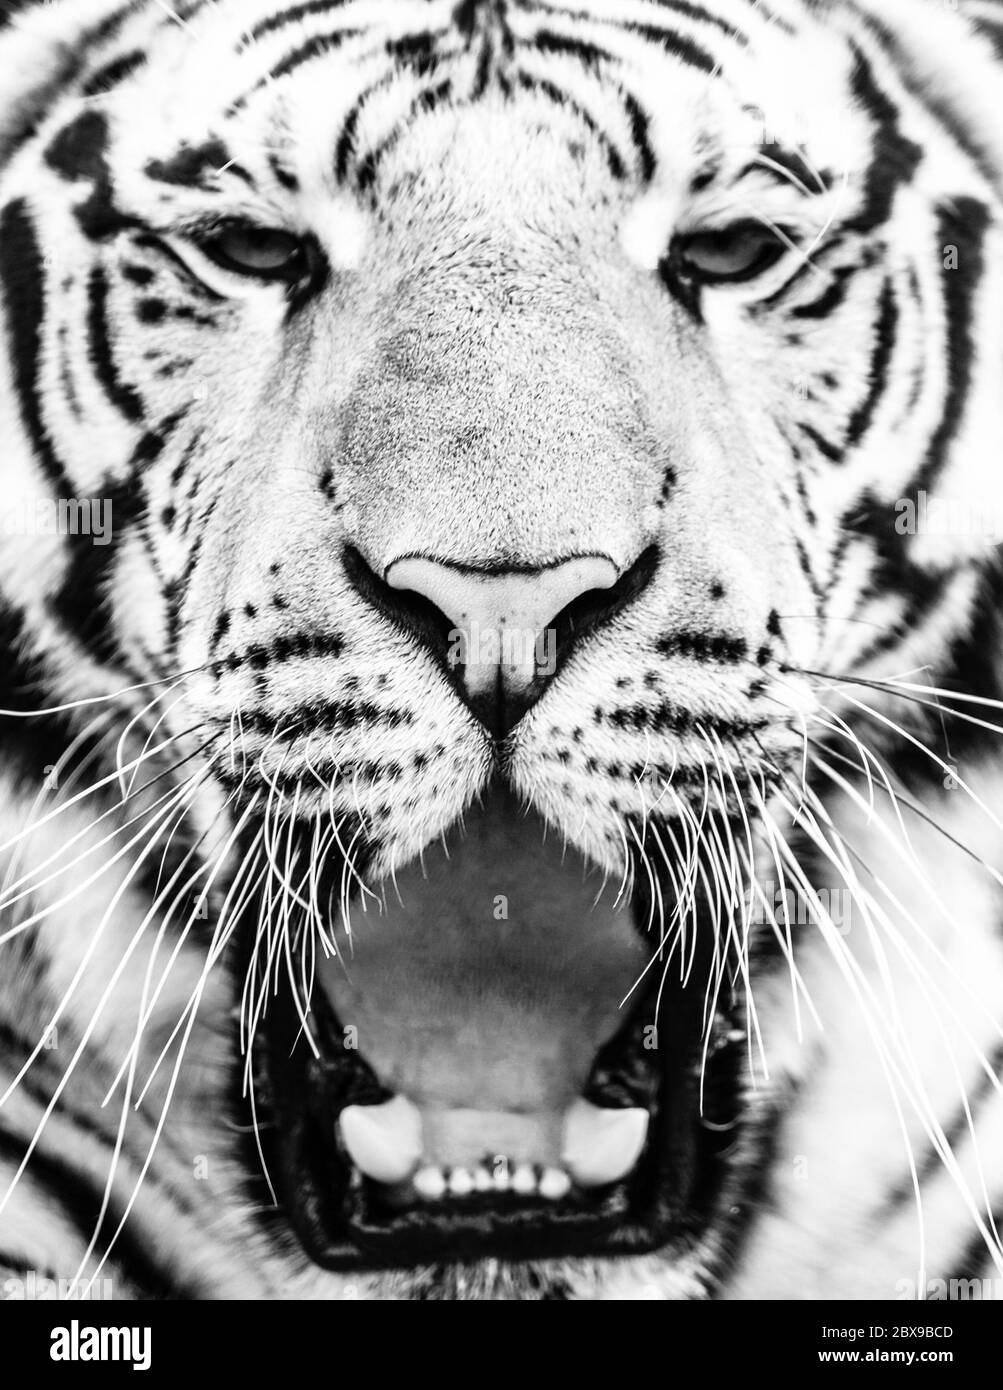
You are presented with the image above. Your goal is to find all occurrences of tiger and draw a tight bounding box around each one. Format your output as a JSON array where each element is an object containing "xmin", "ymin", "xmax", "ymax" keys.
[{"xmin": 0, "ymin": 0, "xmax": 1002, "ymax": 1304}]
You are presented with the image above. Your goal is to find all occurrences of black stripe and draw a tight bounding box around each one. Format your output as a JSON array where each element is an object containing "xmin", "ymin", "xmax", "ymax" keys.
[
  {"xmin": 241, "ymin": 0, "xmax": 353, "ymax": 45},
  {"xmin": 605, "ymin": 19, "xmax": 721, "ymax": 72},
  {"xmin": 212, "ymin": 630, "xmax": 346, "ymax": 678},
  {"xmin": 845, "ymin": 44, "xmax": 923, "ymax": 234},
  {"xmin": 214, "ymin": 699, "xmax": 413, "ymax": 738},
  {"xmin": 258, "ymin": 25, "xmax": 368, "ymax": 86},
  {"xmin": 914, "ymin": 198, "xmax": 990, "ymax": 493},
  {"xmin": 882, "ymin": 1037, "xmax": 1003, "ymax": 1214},
  {"xmin": 514, "ymin": 71, "xmax": 626, "ymax": 179},
  {"xmin": 80, "ymin": 47, "xmax": 147, "ymax": 97},
  {"xmin": 58, "ymin": 322, "xmax": 84, "ymax": 421},
  {"xmin": 972, "ymin": 16, "xmax": 1003, "ymax": 62},
  {"xmin": 789, "ymin": 265, "xmax": 856, "ymax": 320},
  {"xmin": 471, "ymin": 27, "xmax": 494, "ymax": 97},
  {"xmin": 144, "ymin": 137, "xmax": 235, "ymax": 189},
  {"xmin": 744, "ymin": 145, "xmax": 833, "ymax": 194},
  {"xmin": 335, "ymin": 91, "xmax": 367, "ymax": 184},
  {"xmin": 903, "ymin": 267, "xmax": 925, "ymax": 415},
  {"xmin": 268, "ymin": 154, "xmax": 299, "ymax": 191},
  {"xmin": 0, "ymin": 199, "xmax": 72, "ymax": 493},
  {"xmin": 0, "ymin": 603, "xmax": 78, "ymax": 780},
  {"xmin": 946, "ymin": 1207, "xmax": 1003, "ymax": 1287},
  {"xmin": 622, "ymin": 90, "xmax": 656, "ymax": 183},
  {"xmin": 630, "ymin": 0, "xmax": 747, "ymax": 42},
  {"xmin": 531, "ymin": 25, "xmax": 717, "ymax": 76},
  {"xmin": 132, "ymin": 234, "xmax": 228, "ymax": 303},
  {"xmin": 355, "ymin": 80, "xmax": 454, "ymax": 191},
  {"xmin": 600, "ymin": 702, "xmax": 767, "ymax": 737},
  {"xmin": 87, "ymin": 266, "xmax": 145, "ymax": 423},
  {"xmin": 524, "ymin": 0, "xmax": 745, "ymax": 45},
  {"xmin": 0, "ymin": 1123, "xmax": 189, "ymax": 1299},
  {"xmin": 656, "ymin": 631, "xmax": 749, "ymax": 663},
  {"xmin": 50, "ymin": 480, "xmax": 137, "ymax": 665},
  {"xmin": 853, "ymin": 12, "xmax": 1003, "ymax": 194},
  {"xmin": 50, "ymin": 410, "xmax": 185, "ymax": 662},
  {"xmin": 752, "ymin": 245, "xmax": 852, "ymax": 318},
  {"xmin": 798, "ymin": 423, "xmax": 843, "ymax": 463},
  {"xmin": 44, "ymin": 108, "xmax": 135, "ymax": 241},
  {"xmin": 794, "ymin": 461, "xmax": 817, "ymax": 528},
  {"xmin": 0, "ymin": 1, "xmax": 138, "ymax": 171},
  {"xmin": 843, "ymin": 276, "xmax": 898, "ymax": 450},
  {"xmin": 839, "ymin": 491, "xmax": 957, "ymax": 667},
  {"xmin": 793, "ymin": 533, "xmax": 825, "ymax": 606},
  {"xmin": 235, "ymin": 28, "xmax": 439, "ymax": 111}
]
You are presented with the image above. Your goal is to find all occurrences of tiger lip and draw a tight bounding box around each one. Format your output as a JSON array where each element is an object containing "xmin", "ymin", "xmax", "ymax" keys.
[{"xmin": 250, "ymin": 912, "xmax": 751, "ymax": 1270}]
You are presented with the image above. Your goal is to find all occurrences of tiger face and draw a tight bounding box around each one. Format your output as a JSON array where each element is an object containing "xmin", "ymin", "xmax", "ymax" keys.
[{"xmin": 2, "ymin": 0, "xmax": 1002, "ymax": 1300}]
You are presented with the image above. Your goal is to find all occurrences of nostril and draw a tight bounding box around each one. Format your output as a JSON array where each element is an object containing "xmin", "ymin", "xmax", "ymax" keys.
[
  {"xmin": 548, "ymin": 546, "xmax": 660, "ymax": 673},
  {"xmin": 343, "ymin": 545, "xmax": 660, "ymax": 738},
  {"xmin": 342, "ymin": 546, "xmax": 458, "ymax": 668}
]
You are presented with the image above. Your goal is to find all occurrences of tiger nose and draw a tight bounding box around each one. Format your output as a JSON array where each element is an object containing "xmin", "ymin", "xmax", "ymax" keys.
[{"xmin": 384, "ymin": 555, "xmax": 621, "ymax": 736}]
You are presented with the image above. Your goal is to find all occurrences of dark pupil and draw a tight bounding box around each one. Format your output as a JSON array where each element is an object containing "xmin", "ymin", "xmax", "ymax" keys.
[
  {"xmin": 226, "ymin": 227, "xmax": 296, "ymax": 269},
  {"xmin": 694, "ymin": 227, "xmax": 763, "ymax": 270}
]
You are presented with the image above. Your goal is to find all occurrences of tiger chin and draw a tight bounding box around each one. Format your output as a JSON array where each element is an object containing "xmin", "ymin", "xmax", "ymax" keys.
[{"xmin": 0, "ymin": 0, "xmax": 1002, "ymax": 1303}]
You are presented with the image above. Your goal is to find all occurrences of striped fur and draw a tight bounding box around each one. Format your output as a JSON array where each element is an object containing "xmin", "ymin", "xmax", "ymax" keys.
[{"xmin": 0, "ymin": 0, "xmax": 1002, "ymax": 1299}]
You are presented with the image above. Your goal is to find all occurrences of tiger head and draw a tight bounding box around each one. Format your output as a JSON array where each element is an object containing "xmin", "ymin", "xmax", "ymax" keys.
[{"xmin": 1, "ymin": 0, "xmax": 1001, "ymax": 1299}]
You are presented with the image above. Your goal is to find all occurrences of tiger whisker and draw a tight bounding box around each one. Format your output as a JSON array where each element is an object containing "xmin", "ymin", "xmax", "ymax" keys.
[
  {"xmin": 805, "ymin": 820, "xmax": 1003, "ymax": 1265},
  {"xmin": 0, "ymin": 723, "xmax": 218, "ymax": 860},
  {"xmin": 76, "ymin": 788, "xmax": 261, "ymax": 1283},
  {"xmin": 103, "ymin": 787, "xmax": 261, "ymax": 1104},
  {"xmin": 116, "ymin": 681, "xmax": 190, "ymax": 802},
  {"xmin": 0, "ymin": 768, "xmax": 212, "ymax": 1227},
  {"xmin": 0, "ymin": 733, "xmax": 220, "ymax": 919},
  {"xmin": 130, "ymin": 810, "xmax": 265, "ymax": 1109}
]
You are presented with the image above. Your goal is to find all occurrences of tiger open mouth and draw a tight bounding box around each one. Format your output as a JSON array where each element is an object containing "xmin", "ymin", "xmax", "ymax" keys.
[{"xmin": 248, "ymin": 787, "xmax": 754, "ymax": 1270}]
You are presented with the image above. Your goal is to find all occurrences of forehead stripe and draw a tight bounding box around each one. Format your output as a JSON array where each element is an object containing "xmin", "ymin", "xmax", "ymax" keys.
[
  {"xmin": 241, "ymin": 0, "xmax": 357, "ymax": 47},
  {"xmin": 524, "ymin": 0, "xmax": 748, "ymax": 47},
  {"xmin": 529, "ymin": 26, "xmax": 718, "ymax": 76}
]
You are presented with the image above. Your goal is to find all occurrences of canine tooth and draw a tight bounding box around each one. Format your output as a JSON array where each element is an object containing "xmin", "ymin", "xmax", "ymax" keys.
[
  {"xmin": 474, "ymin": 1166, "xmax": 493, "ymax": 1192},
  {"xmin": 512, "ymin": 1164, "xmax": 537, "ymax": 1195},
  {"xmin": 492, "ymin": 1164, "xmax": 511, "ymax": 1192},
  {"xmin": 339, "ymin": 1095, "xmax": 423, "ymax": 1184},
  {"xmin": 448, "ymin": 1167, "xmax": 474, "ymax": 1197},
  {"xmin": 414, "ymin": 1166, "xmax": 447, "ymax": 1200},
  {"xmin": 561, "ymin": 1099, "xmax": 649, "ymax": 1188},
  {"xmin": 539, "ymin": 1168, "xmax": 571, "ymax": 1201}
]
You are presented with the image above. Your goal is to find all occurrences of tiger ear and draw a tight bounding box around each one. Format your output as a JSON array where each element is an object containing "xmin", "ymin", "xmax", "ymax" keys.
[{"xmin": 0, "ymin": 0, "xmax": 124, "ymax": 169}]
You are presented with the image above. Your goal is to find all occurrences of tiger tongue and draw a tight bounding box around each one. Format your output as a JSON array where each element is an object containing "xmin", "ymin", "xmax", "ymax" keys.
[{"xmin": 319, "ymin": 790, "xmax": 648, "ymax": 1124}]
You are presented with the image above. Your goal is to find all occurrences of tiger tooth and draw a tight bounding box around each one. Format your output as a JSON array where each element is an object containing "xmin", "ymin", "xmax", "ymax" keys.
[
  {"xmin": 473, "ymin": 1165, "xmax": 493, "ymax": 1193},
  {"xmin": 561, "ymin": 1099, "xmax": 649, "ymax": 1187},
  {"xmin": 539, "ymin": 1167, "xmax": 571, "ymax": 1201},
  {"xmin": 512, "ymin": 1163, "xmax": 537, "ymax": 1195},
  {"xmin": 414, "ymin": 1165, "xmax": 447, "ymax": 1200},
  {"xmin": 492, "ymin": 1164, "xmax": 511, "ymax": 1192},
  {"xmin": 448, "ymin": 1166, "xmax": 473, "ymax": 1196},
  {"xmin": 338, "ymin": 1095, "xmax": 423, "ymax": 1184}
]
